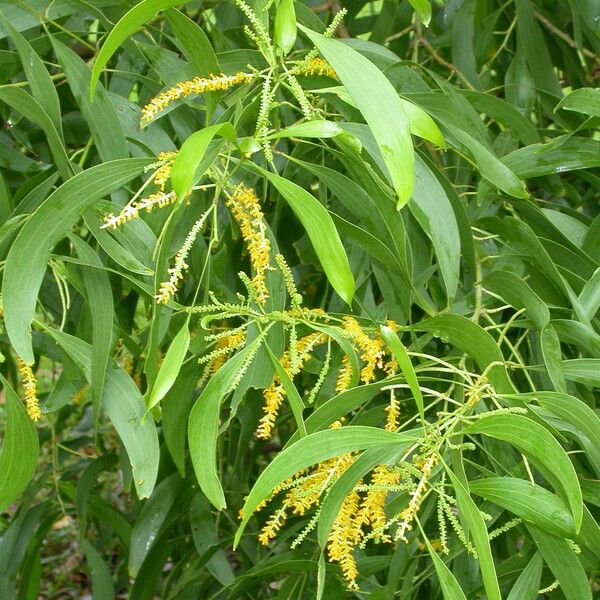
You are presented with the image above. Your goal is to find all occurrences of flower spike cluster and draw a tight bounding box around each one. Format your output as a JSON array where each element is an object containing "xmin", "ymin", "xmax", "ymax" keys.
[
  {"xmin": 225, "ymin": 184, "xmax": 273, "ymax": 305},
  {"xmin": 102, "ymin": 191, "xmax": 181, "ymax": 229},
  {"xmin": 141, "ymin": 72, "xmax": 254, "ymax": 123},
  {"xmin": 17, "ymin": 357, "xmax": 41, "ymax": 421}
]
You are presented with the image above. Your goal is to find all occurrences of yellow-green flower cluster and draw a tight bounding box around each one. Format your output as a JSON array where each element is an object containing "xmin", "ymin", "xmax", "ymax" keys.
[
  {"xmin": 101, "ymin": 190, "xmax": 179, "ymax": 229},
  {"xmin": 141, "ymin": 72, "xmax": 254, "ymax": 123},
  {"xmin": 225, "ymin": 184, "xmax": 273, "ymax": 305},
  {"xmin": 299, "ymin": 57, "xmax": 337, "ymax": 78},
  {"xmin": 17, "ymin": 357, "xmax": 40, "ymax": 422},
  {"xmin": 257, "ymin": 332, "xmax": 328, "ymax": 439}
]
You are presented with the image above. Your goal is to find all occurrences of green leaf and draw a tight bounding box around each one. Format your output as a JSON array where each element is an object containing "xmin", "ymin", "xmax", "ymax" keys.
[
  {"xmin": 266, "ymin": 120, "xmax": 342, "ymax": 140},
  {"xmin": 235, "ymin": 426, "xmax": 415, "ymax": 546},
  {"xmin": 90, "ymin": 0, "xmax": 187, "ymax": 97},
  {"xmin": 466, "ymin": 413, "xmax": 583, "ymax": 531},
  {"xmin": 146, "ymin": 322, "xmax": 190, "ymax": 411},
  {"xmin": 3, "ymin": 158, "xmax": 150, "ymax": 363},
  {"xmin": 380, "ymin": 325, "xmax": 424, "ymax": 423},
  {"xmin": 408, "ymin": 0, "xmax": 432, "ymax": 26},
  {"xmin": 249, "ymin": 165, "xmax": 354, "ymax": 305},
  {"xmin": 52, "ymin": 37, "xmax": 128, "ymax": 161},
  {"xmin": 0, "ymin": 12, "xmax": 62, "ymax": 136},
  {"xmin": 424, "ymin": 539, "xmax": 467, "ymax": 600},
  {"xmin": 189, "ymin": 341, "xmax": 260, "ymax": 510},
  {"xmin": 416, "ymin": 314, "xmax": 515, "ymax": 394},
  {"xmin": 527, "ymin": 526, "xmax": 592, "ymax": 600},
  {"xmin": 506, "ymin": 553, "xmax": 542, "ymax": 600},
  {"xmin": 578, "ymin": 267, "xmax": 600, "ymax": 321},
  {"xmin": 129, "ymin": 474, "xmax": 184, "ymax": 577},
  {"xmin": 0, "ymin": 375, "xmax": 39, "ymax": 513},
  {"xmin": 300, "ymin": 25, "xmax": 414, "ymax": 207},
  {"xmin": 541, "ymin": 325, "xmax": 566, "ymax": 393},
  {"xmin": 264, "ymin": 343, "xmax": 307, "ymax": 437},
  {"xmin": 561, "ymin": 358, "xmax": 600, "ymax": 387},
  {"xmin": 81, "ymin": 540, "xmax": 114, "ymax": 600},
  {"xmin": 469, "ymin": 477, "xmax": 576, "ymax": 538},
  {"xmin": 556, "ymin": 87, "xmax": 600, "ymax": 119},
  {"xmin": 171, "ymin": 123, "xmax": 237, "ymax": 199},
  {"xmin": 43, "ymin": 327, "xmax": 159, "ymax": 499},
  {"xmin": 484, "ymin": 269, "xmax": 549, "ymax": 331},
  {"xmin": 446, "ymin": 469, "xmax": 501, "ymax": 600},
  {"xmin": 0, "ymin": 87, "xmax": 72, "ymax": 181},
  {"xmin": 70, "ymin": 236, "xmax": 114, "ymax": 424},
  {"xmin": 274, "ymin": 0, "xmax": 296, "ymax": 55}
]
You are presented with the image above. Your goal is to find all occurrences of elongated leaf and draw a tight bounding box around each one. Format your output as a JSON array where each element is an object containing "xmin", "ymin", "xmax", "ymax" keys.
[
  {"xmin": 274, "ymin": 0, "xmax": 296, "ymax": 55},
  {"xmin": 469, "ymin": 477, "xmax": 575, "ymax": 538},
  {"xmin": 541, "ymin": 325, "xmax": 566, "ymax": 393},
  {"xmin": 446, "ymin": 469, "xmax": 501, "ymax": 600},
  {"xmin": 0, "ymin": 13, "xmax": 62, "ymax": 136},
  {"xmin": 235, "ymin": 426, "xmax": 416, "ymax": 546},
  {"xmin": 0, "ymin": 375, "xmax": 38, "ymax": 512},
  {"xmin": 0, "ymin": 87, "xmax": 72, "ymax": 181},
  {"xmin": 189, "ymin": 341, "xmax": 260, "ymax": 510},
  {"xmin": 556, "ymin": 87, "xmax": 600, "ymax": 118},
  {"xmin": 527, "ymin": 526, "xmax": 592, "ymax": 600},
  {"xmin": 506, "ymin": 553, "xmax": 542, "ymax": 600},
  {"xmin": 81, "ymin": 540, "xmax": 114, "ymax": 600},
  {"xmin": 485, "ymin": 269, "xmax": 549, "ymax": 331},
  {"xmin": 91, "ymin": 0, "xmax": 187, "ymax": 97},
  {"xmin": 250, "ymin": 165, "xmax": 354, "ymax": 304},
  {"xmin": 146, "ymin": 322, "xmax": 190, "ymax": 411},
  {"xmin": 4, "ymin": 158, "xmax": 150, "ymax": 363},
  {"xmin": 267, "ymin": 120, "xmax": 342, "ymax": 140},
  {"xmin": 264, "ymin": 343, "xmax": 307, "ymax": 437},
  {"xmin": 171, "ymin": 123, "xmax": 237, "ymax": 198},
  {"xmin": 43, "ymin": 328, "xmax": 159, "ymax": 499},
  {"xmin": 425, "ymin": 540, "xmax": 467, "ymax": 600},
  {"xmin": 380, "ymin": 325, "xmax": 424, "ymax": 423},
  {"xmin": 562, "ymin": 358, "xmax": 600, "ymax": 387},
  {"xmin": 408, "ymin": 0, "xmax": 432, "ymax": 25},
  {"xmin": 300, "ymin": 26, "xmax": 414, "ymax": 206},
  {"xmin": 578, "ymin": 267, "xmax": 600, "ymax": 321},
  {"xmin": 466, "ymin": 413, "xmax": 582, "ymax": 531},
  {"xmin": 129, "ymin": 473, "xmax": 184, "ymax": 576},
  {"xmin": 70, "ymin": 236, "xmax": 114, "ymax": 423},
  {"xmin": 417, "ymin": 314, "xmax": 515, "ymax": 394},
  {"xmin": 52, "ymin": 37, "xmax": 128, "ymax": 161}
]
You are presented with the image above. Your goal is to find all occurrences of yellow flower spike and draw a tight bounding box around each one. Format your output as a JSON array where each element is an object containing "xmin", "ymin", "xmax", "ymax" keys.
[
  {"xmin": 16, "ymin": 357, "xmax": 41, "ymax": 422},
  {"xmin": 225, "ymin": 184, "xmax": 273, "ymax": 306},
  {"xmin": 342, "ymin": 317, "xmax": 385, "ymax": 384},
  {"xmin": 357, "ymin": 465, "xmax": 400, "ymax": 543},
  {"xmin": 328, "ymin": 489, "xmax": 363, "ymax": 590},
  {"xmin": 256, "ymin": 332, "xmax": 327, "ymax": 439},
  {"xmin": 101, "ymin": 190, "xmax": 181, "ymax": 230},
  {"xmin": 72, "ymin": 384, "xmax": 89, "ymax": 406},
  {"xmin": 141, "ymin": 72, "xmax": 254, "ymax": 123},
  {"xmin": 155, "ymin": 210, "xmax": 210, "ymax": 304},
  {"xmin": 209, "ymin": 329, "xmax": 247, "ymax": 374},
  {"xmin": 299, "ymin": 57, "xmax": 337, "ymax": 79},
  {"xmin": 258, "ymin": 506, "xmax": 288, "ymax": 546},
  {"xmin": 396, "ymin": 453, "xmax": 439, "ymax": 543},
  {"xmin": 152, "ymin": 151, "xmax": 178, "ymax": 191},
  {"xmin": 335, "ymin": 354, "xmax": 352, "ymax": 393},
  {"xmin": 384, "ymin": 391, "xmax": 400, "ymax": 432}
]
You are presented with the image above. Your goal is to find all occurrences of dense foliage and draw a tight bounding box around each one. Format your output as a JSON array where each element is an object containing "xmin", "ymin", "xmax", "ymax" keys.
[{"xmin": 0, "ymin": 0, "xmax": 599, "ymax": 598}]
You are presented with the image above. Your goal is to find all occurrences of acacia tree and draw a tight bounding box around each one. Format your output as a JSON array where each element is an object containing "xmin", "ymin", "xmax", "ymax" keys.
[{"xmin": 0, "ymin": 0, "xmax": 599, "ymax": 597}]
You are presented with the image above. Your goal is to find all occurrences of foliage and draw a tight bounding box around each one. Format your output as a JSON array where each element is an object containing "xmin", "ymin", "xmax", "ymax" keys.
[{"xmin": 0, "ymin": 0, "xmax": 599, "ymax": 597}]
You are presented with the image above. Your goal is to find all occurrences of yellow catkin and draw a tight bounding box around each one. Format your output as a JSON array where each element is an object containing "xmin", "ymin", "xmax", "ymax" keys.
[
  {"xmin": 152, "ymin": 151, "xmax": 178, "ymax": 190},
  {"xmin": 72, "ymin": 384, "xmax": 89, "ymax": 406},
  {"xmin": 384, "ymin": 392, "xmax": 400, "ymax": 432},
  {"xmin": 396, "ymin": 453, "xmax": 439, "ymax": 542},
  {"xmin": 209, "ymin": 330, "xmax": 247, "ymax": 374},
  {"xmin": 335, "ymin": 354, "xmax": 353, "ymax": 393},
  {"xmin": 16, "ymin": 357, "xmax": 41, "ymax": 422},
  {"xmin": 225, "ymin": 184, "xmax": 272, "ymax": 305},
  {"xmin": 328, "ymin": 489, "xmax": 362, "ymax": 590},
  {"xmin": 256, "ymin": 332, "xmax": 327, "ymax": 439},
  {"xmin": 300, "ymin": 57, "xmax": 337, "ymax": 78},
  {"xmin": 358, "ymin": 465, "xmax": 400, "ymax": 543},
  {"xmin": 155, "ymin": 212, "xmax": 207, "ymax": 304},
  {"xmin": 101, "ymin": 190, "xmax": 180, "ymax": 229},
  {"xmin": 141, "ymin": 72, "xmax": 254, "ymax": 122},
  {"xmin": 342, "ymin": 317, "xmax": 385, "ymax": 384},
  {"xmin": 258, "ymin": 506, "xmax": 288, "ymax": 545}
]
